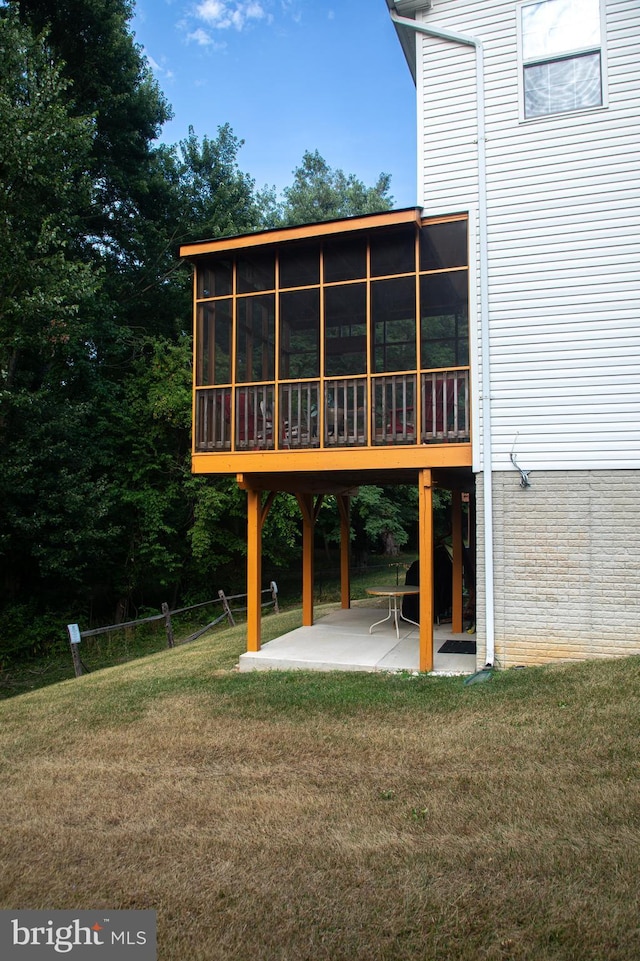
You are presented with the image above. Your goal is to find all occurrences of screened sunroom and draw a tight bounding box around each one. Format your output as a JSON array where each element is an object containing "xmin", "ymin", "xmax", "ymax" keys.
[{"xmin": 182, "ymin": 208, "xmax": 471, "ymax": 470}]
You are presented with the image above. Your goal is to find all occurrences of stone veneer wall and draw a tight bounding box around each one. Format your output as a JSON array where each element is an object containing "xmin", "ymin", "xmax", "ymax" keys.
[{"xmin": 474, "ymin": 470, "xmax": 640, "ymax": 668}]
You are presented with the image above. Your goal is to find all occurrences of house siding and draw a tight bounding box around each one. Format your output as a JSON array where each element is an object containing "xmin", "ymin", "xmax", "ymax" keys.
[
  {"xmin": 416, "ymin": 0, "xmax": 640, "ymax": 473},
  {"xmin": 475, "ymin": 469, "xmax": 640, "ymax": 667}
]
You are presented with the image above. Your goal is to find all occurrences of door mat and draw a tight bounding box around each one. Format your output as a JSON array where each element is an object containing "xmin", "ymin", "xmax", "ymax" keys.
[{"xmin": 438, "ymin": 638, "xmax": 477, "ymax": 655}]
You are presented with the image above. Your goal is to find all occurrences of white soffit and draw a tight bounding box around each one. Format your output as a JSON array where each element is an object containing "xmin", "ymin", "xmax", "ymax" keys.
[{"xmin": 385, "ymin": 1, "xmax": 433, "ymax": 82}]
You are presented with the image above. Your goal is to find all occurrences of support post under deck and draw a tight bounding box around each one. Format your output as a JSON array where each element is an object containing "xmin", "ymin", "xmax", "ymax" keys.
[
  {"xmin": 246, "ymin": 488, "xmax": 262, "ymax": 651},
  {"xmin": 452, "ymin": 490, "xmax": 464, "ymax": 634},
  {"xmin": 418, "ymin": 469, "xmax": 434, "ymax": 672},
  {"xmin": 338, "ymin": 494, "xmax": 351, "ymax": 610},
  {"xmin": 297, "ymin": 493, "xmax": 315, "ymax": 627}
]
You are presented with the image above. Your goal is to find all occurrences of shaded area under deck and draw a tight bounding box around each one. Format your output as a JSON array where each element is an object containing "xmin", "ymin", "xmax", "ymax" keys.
[{"xmin": 239, "ymin": 605, "xmax": 477, "ymax": 674}]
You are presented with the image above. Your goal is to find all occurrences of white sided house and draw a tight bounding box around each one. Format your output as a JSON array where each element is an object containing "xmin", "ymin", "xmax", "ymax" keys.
[{"xmin": 388, "ymin": 0, "xmax": 640, "ymax": 665}]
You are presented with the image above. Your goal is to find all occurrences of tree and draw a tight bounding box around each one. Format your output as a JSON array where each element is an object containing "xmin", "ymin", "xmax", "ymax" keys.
[
  {"xmin": 8, "ymin": 0, "xmax": 178, "ymax": 349},
  {"xmin": 165, "ymin": 125, "xmax": 263, "ymax": 242},
  {"xmin": 0, "ymin": 1, "xmax": 180, "ymax": 649},
  {"xmin": 11, "ymin": 0, "xmax": 171, "ymax": 252},
  {"xmin": 0, "ymin": 8, "xmax": 96, "ymax": 387},
  {"xmin": 263, "ymin": 149, "xmax": 394, "ymax": 227},
  {"xmin": 0, "ymin": 10, "xmax": 106, "ymax": 608},
  {"xmin": 350, "ymin": 487, "xmax": 418, "ymax": 558}
]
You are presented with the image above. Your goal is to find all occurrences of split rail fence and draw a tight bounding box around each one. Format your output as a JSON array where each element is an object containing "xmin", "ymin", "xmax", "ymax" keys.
[{"xmin": 67, "ymin": 582, "xmax": 279, "ymax": 678}]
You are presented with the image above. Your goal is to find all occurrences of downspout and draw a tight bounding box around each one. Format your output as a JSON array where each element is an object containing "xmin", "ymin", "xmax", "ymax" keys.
[{"xmin": 389, "ymin": 8, "xmax": 495, "ymax": 667}]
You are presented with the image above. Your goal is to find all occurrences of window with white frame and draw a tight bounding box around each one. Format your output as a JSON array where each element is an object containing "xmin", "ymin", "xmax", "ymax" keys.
[{"xmin": 520, "ymin": 0, "xmax": 603, "ymax": 119}]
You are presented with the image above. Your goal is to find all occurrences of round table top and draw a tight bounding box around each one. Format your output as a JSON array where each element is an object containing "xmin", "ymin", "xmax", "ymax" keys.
[{"xmin": 366, "ymin": 585, "xmax": 420, "ymax": 597}]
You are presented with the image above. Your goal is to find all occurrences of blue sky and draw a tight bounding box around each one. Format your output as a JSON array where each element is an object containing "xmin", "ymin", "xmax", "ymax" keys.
[{"xmin": 132, "ymin": 0, "xmax": 418, "ymax": 208}]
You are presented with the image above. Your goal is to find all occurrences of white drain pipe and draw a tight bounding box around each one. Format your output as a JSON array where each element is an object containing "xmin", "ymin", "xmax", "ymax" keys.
[{"xmin": 389, "ymin": 8, "xmax": 495, "ymax": 666}]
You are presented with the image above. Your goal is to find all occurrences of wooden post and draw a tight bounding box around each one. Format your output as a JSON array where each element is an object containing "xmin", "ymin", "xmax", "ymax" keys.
[
  {"xmin": 337, "ymin": 493, "xmax": 351, "ymax": 610},
  {"xmin": 162, "ymin": 602, "xmax": 175, "ymax": 648},
  {"xmin": 218, "ymin": 590, "xmax": 236, "ymax": 627},
  {"xmin": 296, "ymin": 493, "xmax": 315, "ymax": 627},
  {"xmin": 418, "ymin": 469, "xmax": 434, "ymax": 673},
  {"xmin": 246, "ymin": 488, "xmax": 262, "ymax": 651},
  {"xmin": 451, "ymin": 491, "xmax": 464, "ymax": 634},
  {"xmin": 67, "ymin": 624, "xmax": 84, "ymax": 677}
]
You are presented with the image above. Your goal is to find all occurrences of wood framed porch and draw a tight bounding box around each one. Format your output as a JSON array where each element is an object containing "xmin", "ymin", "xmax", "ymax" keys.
[{"xmin": 181, "ymin": 207, "xmax": 475, "ymax": 672}]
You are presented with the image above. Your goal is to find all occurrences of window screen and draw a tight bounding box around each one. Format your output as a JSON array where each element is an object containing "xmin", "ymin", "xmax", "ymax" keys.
[{"xmin": 521, "ymin": 0, "xmax": 602, "ymax": 118}]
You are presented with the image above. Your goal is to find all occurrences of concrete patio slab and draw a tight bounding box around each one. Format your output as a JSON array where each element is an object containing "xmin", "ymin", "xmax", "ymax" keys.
[{"xmin": 238, "ymin": 606, "xmax": 477, "ymax": 675}]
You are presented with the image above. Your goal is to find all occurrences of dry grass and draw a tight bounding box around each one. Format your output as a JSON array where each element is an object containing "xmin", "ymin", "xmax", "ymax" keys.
[{"xmin": 1, "ymin": 614, "xmax": 640, "ymax": 960}]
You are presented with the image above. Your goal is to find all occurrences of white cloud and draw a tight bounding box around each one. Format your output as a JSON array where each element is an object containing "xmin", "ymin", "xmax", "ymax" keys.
[
  {"xmin": 195, "ymin": 0, "xmax": 267, "ymax": 31},
  {"xmin": 196, "ymin": 0, "xmax": 226, "ymax": 23},
  {"xmin": 188, "ymin": 27, "xmax": 215, "ymax": 45}
]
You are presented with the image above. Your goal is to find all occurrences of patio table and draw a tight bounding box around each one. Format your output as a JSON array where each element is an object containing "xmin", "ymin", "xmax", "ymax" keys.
[{"xmin": 366, "ymin": 586, "xmax": 420, "ymax": 639}]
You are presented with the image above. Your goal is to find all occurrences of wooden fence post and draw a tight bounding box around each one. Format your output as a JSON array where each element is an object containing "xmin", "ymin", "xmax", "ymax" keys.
[
  {"xmin": 162, "ymin": 602, "xmax": 175, "ymax": 648},
  {"xmin": 67, "ymin": 624, "xmax": 84, "ymax": 678},
  {"xmin": 218, "ymin": 590, "xmax": 236, "ymax": 627}
]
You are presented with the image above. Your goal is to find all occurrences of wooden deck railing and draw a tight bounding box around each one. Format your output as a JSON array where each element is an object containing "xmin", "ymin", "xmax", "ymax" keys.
[
  {"xmin": 194, "ymin": 370, "xmax": 470, "ymax": 452},
  {"xmin": 324, "ymin": 378, "xmax": 367, "ymax": 447},
  {"xmin": 280, "ymin": 380, "xmax": 319, "ymax": 448},
  {"xmin": 421, "ymin": 370, "xmax": 470, "ymax": 442},
  {"xmin": 372, "ymin": 374, "xmax": 416, "ymax": 446}
]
